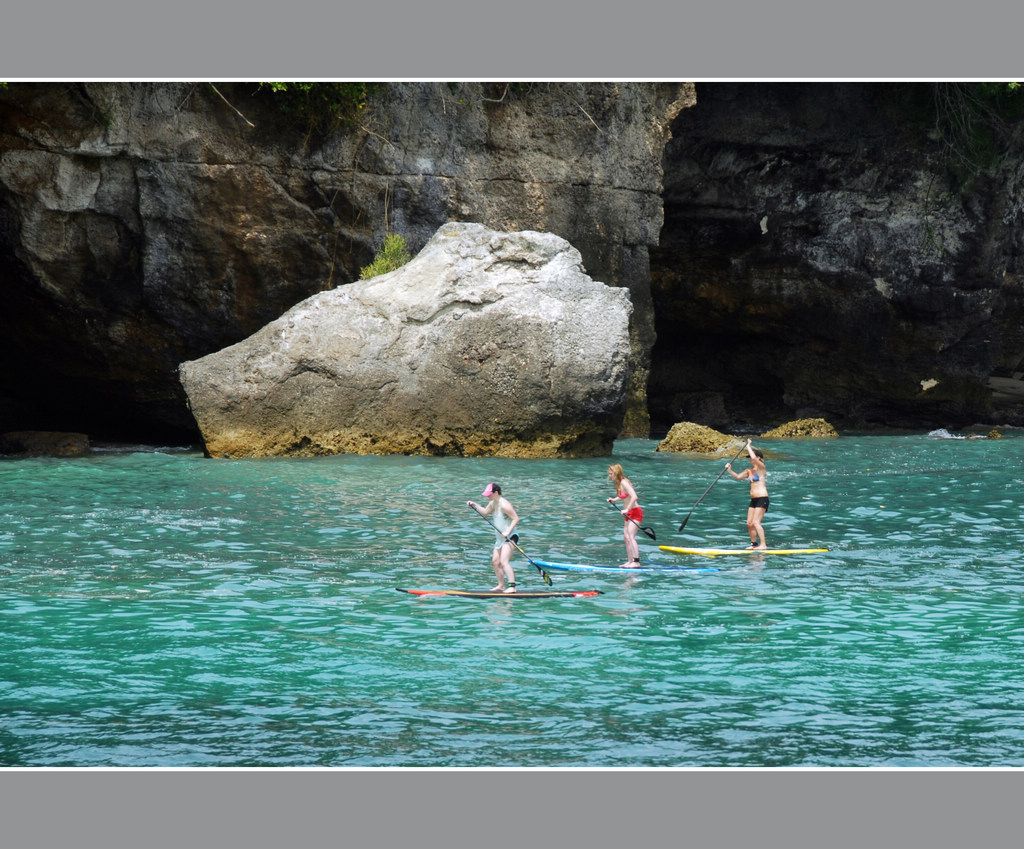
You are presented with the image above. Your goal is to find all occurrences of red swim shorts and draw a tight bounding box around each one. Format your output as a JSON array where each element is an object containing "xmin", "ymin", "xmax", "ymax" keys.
[{"xmin": 625, "ymin": 507, "xmax": 644, "ymax": 523}]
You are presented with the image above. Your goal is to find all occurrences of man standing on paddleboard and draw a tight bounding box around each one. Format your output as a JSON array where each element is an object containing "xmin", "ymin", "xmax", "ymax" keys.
[
  {"xmin": 467, "ymin": 483, "xmax": 520, "ymax": 593},
  {"xmin": 725, "ymin": 439, "xmax": 769, "ymax": 550}
]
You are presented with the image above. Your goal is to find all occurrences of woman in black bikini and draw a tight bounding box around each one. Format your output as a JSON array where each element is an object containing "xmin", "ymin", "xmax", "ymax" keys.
[{"xmin": 725, "ymin": 439, "xmax": 769, "ymax": 549}]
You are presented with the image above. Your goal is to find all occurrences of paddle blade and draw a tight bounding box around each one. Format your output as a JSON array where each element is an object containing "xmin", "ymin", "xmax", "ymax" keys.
[
  {"xmin": 642, "ymin": 526, "xmax": 656, "ymax": 540},
  {"xmin": 677, "ymin": 515, "xmax": 691, "ymax": 533},
  {"xmin": 531, "ymin": 562, "xmax": 552, "ymax": 585}
]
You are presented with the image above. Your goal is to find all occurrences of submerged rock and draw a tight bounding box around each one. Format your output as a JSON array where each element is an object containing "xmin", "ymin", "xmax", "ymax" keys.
[
  {"xmin": 179, "ymin": 222, "xmax": 632, "ymax": 458},
  {"xmin": 0, "ymin": 431, "xmax": 90, "ymax": 456}
]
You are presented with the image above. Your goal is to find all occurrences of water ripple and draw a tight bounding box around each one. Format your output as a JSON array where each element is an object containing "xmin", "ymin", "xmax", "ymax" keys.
[{"xmin": 3, "ymin": 436, "xmax": 1024, "ymax": 766}]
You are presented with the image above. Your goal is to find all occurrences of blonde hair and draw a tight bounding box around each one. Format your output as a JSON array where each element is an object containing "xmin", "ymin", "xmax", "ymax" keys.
[{"xmin": 607, "ymin": 463, "xmax": 624, "ymax": 487}]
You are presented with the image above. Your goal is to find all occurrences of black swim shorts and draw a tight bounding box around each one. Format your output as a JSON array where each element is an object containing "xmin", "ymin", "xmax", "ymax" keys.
[{"xmin": 749, "ymin": 497, "xmax": 770, "ymax": 511}]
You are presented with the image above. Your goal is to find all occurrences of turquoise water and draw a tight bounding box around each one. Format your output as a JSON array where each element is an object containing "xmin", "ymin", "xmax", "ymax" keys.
[{"xmin": 2, "ymin": 431, "xmax": 1023, "ymax": 768}]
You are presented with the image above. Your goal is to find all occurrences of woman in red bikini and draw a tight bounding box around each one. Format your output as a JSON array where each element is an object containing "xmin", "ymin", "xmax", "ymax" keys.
[
  {"xmin": 607, "ymin": 463, "xmax": 643, "ymax": 568},
  {"xmin": 726, "ymin": 439, "xmax": 769, "ymax": 549}
]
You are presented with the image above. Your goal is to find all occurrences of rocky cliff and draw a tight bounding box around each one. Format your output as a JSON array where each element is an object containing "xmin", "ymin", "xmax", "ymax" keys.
[
  {"xmin": 0, "ymin": 81, "xmax": 691, "ymax": 442},
  {"xmin": 649, "ymin": 82, "xmax": 1024, "ymax": 431},
  {"xmin": 4, "ymin": 81, "xmax": 1024, "ymax": 448}
]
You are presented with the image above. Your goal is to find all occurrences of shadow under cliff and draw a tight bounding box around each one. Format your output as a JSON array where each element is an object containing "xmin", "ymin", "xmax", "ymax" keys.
[{"xmin": 649, "ymin": 81, "xmax": 1024, "ymax": 433}]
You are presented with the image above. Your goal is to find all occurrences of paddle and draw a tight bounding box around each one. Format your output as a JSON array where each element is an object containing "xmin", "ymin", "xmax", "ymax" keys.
[
  {"xmin": 677, "ymin": 441, "xmax": 749, "ymax": 532},
  {"xmin": 606, "ymin": 499, "xmax": 656, "ymax": 540},
  {"xmin": 468, "ymin": 505, "xmax": 553, "ymax": 586}
]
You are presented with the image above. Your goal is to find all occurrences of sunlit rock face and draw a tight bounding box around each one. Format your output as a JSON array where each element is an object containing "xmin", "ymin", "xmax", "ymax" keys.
[
  {"xmin": 0, "ymin": 82, "xmax": 690, "ymax": 441},
  {"xmin": 179, "ymin": 223, "xmax": 633, "ymax": 458}
]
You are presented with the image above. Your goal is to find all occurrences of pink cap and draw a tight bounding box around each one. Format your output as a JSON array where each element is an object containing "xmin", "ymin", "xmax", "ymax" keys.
[{"xmin": 482, "ymin": 483, "xmax": 495, "ymax": 497}]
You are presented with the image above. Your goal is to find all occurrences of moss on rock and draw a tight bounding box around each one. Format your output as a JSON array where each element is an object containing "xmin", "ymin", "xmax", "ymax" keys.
[
  {"xmin": 760, "ymin": 418, "xmax": 839, "ymax": 438},
  {"xmin": 656, "ymin": 422, "xmax": 744, "ymax": 454}
]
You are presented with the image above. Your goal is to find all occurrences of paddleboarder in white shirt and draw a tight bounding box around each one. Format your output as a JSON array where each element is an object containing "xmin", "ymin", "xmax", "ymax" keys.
[{"xmin": 467, "ymin": 482, "xmax": 520, "ymax": 593}]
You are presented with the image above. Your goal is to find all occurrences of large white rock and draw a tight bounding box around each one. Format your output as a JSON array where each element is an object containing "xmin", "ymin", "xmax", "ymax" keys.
[{"xmin": 179, "ymin": 222, "xmax": 632, "ymax": 458}]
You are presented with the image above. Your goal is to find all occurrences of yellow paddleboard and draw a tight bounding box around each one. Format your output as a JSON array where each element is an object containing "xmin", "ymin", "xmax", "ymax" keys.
[{"xmin": 659, "ymin": 545, "xmax": 829, "ymax": 559}]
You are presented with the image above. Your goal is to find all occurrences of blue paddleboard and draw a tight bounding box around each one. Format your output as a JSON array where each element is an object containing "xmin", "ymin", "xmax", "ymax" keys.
[{"xmin": 531, "ymin": 559, "xmax": 718, "ymax": 575}]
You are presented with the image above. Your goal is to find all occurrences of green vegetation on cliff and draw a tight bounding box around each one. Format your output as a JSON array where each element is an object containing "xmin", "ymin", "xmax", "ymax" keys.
[
  {"xmin": 359, "ymin": 233, "xmax": 412, "ymax": 279},
  {"xmin": 257, "ymin": 82, "xmax": 385, "ymax": 133},
  {"xmin": 931, "ymin": 82, "xmax": 1024, "ymax": 178},
  {"xmin": 886, "ymin": 82, "xmax": 1024, "ymax": 181}
]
